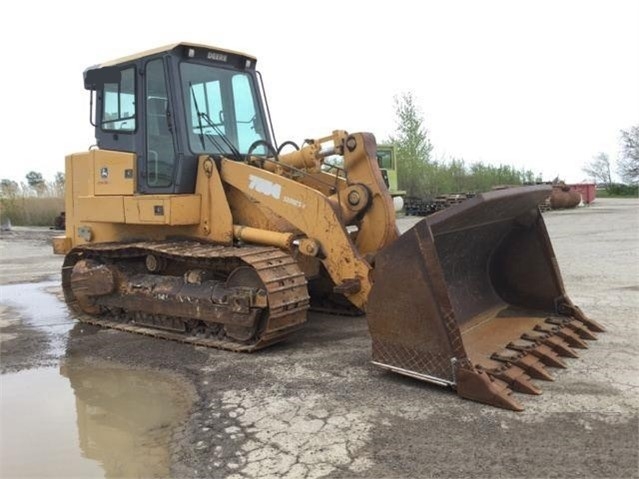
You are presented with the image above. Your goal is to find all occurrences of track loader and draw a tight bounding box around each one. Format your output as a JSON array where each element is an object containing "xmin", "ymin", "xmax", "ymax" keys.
[{"xmin": 53, "ymin": 42, "xmax": 604, "ymax": 410}]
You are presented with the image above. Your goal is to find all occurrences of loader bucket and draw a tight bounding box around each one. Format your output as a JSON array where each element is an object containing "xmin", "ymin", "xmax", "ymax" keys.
[{"xmin": 367, "ymin": 185, "xmax": 604, "ymax": 410}]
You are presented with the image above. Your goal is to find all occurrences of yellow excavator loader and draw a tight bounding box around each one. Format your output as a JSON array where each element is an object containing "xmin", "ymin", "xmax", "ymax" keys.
[{"xmin": 53, "ymin": 42, "xmax": 604, "ymax": 410}]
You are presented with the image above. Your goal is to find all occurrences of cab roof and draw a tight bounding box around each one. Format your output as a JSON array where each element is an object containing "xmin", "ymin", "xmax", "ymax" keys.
[
  {"xmin": 98, "ymin": 42, "xmax": 257, "ymax": 67},
  {"xmin": 83, "ymin": 42, "xmax": 258, "ymax": 89}
]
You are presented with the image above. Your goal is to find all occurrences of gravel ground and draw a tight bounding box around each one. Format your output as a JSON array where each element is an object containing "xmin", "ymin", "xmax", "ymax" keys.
[{"xmin": 1, "ymin": 198, "xmax": 637, "ymax": 478}]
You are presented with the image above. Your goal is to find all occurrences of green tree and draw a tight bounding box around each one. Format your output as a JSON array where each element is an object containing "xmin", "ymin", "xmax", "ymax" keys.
[
  {"xmin": 388, "ymin": 92, "xmax": 433, "ymax": 196},
  {"xmin": 446, "ymin": 157, "xmax": 467, "ymax": 193},
  {"xmin": 582, "ymin": 152, "xmax": 612, "ymax": 188},
  {"xmin": 386, "ymin": 92, "xmax": 540, "ymax": 196},
  {"xmin": 618, "ymin": 125, "xmax": 639, "ymax": 185},
  {"xmin": 25, "ymin": 171, "xmax": 46, "ymax": 196}
]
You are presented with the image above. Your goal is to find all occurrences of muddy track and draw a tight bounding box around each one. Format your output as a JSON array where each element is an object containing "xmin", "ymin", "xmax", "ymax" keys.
[{"xmin": 62, "ymin": 241, "xmax": 310, "ymax": 352}]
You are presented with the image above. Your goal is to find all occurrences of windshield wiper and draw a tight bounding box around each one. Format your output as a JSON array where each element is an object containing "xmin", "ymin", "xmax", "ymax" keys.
[
  {"xmin": 188, "ymin": 82, "xmax": 242, "ymax": 160},
  {"xmin": 198, "ymin": 112, "xmax": 242, "ymax": 161}
]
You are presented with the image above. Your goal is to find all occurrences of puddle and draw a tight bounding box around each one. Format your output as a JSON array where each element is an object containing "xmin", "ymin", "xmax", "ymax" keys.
[
  {"xmin": 1, "ymin": 280, "xmax": 194, "ymax": 478},
  {"xmin": 0, "ymin": 280, "xmax": 73, "ymax": 355},
  {"xmin": 1, "ymin": 359, "xmax": 192, "ymax": 478}
]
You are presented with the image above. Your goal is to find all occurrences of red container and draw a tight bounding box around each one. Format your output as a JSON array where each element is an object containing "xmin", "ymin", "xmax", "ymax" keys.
[{"xmin": 568, "ymin": 183, "xmax": 596, "ymax": 204}]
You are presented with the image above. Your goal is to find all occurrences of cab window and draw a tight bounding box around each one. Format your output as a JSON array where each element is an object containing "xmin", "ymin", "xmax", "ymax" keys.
[
  {"xmin": 377, "ymin": 149, "xmax": 393, "ymax": 169},
  {"xmin": 102, "ymin": 67, "xmax": 136, "ymax": 131},
  {"xmin": 232, "ymin": 74, "xmax": 261, "ymax": 152},
  {"xmin": 180, "ymin": 62, "xmax": 267, "ymax": 155}
]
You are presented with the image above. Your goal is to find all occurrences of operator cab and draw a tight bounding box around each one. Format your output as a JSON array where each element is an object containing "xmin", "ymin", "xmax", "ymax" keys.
[{"xmin": 84, "ymin": 42, "xmax": 273, "ymax": 194}]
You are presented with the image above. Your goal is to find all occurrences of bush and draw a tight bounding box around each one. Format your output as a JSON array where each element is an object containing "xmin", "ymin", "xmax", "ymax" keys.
[{"xmin": 600, "ymin": 184, "xmax": 639, "ymax": 197}]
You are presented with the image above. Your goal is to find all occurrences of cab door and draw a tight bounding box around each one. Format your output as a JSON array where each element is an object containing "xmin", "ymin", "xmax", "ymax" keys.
[{"xmin": 139, "ymin": 57, "xmax": 178, "ymax": 194}]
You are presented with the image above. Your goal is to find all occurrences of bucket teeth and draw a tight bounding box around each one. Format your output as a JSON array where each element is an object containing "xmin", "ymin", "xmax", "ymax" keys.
[
  {"xmin": 507, "ymin": 341, "xmax": 567, "ymax": 369},
  {"xmin": 535, "ymin": 324, "xmax": 588, "ymax": 349},
  {"xmin": 567, "ymin": 320, "xmax": 598, "ymax": 341},
  {"xmin": 546, "ymin": 317, "xmax": 598, "ymax": 341},
  {"xmin": 483, "ymin": 364, "xmax": 542, "ymax": 395},
  {"xmin": 491, "ymin": 350, "xmax": 554, "ymax": 381},
  {"xmin": 522, "ymin": 332, "xmax": 579, "ymax": 358},
  {"xmin": 559, "ymin": 304, "xmax": 606, "ymax": 332},
  {"xmin": 456, "ymin": 367, "xmax": 524, "ymax": 411},
  {"xmin": 577, "ymin": 315, "xmax": 606, "ymax": 333}
]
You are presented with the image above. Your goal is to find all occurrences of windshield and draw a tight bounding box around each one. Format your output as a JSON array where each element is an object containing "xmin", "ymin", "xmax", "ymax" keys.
[
  {"xmin": 180, "ymin": 62, "xmax": 268, "ymax": 155},
  {"xmin": 377, "ymin": 149, "xmax": 393, "ymax": 169}
]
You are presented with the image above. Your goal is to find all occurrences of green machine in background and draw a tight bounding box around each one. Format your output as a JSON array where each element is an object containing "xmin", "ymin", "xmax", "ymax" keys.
[{"xmin": 377, "ymin": 145, "xmax": 406, "ymax": 211}]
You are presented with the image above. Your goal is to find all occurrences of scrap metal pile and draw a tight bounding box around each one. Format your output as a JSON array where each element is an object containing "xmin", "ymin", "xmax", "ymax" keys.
[{"xmin": 404, "ymin": 193, "xmax": 475, "ymax": 216}]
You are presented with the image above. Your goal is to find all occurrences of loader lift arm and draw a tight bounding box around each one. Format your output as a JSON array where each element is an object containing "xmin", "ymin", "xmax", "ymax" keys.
[{"xmin": 220, "ymin": 131, "xmax": 399, "ymax": 309}]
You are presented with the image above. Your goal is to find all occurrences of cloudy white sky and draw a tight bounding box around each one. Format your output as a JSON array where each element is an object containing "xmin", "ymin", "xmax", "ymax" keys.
[{"xmin": 2, "ymin": 0, "xmax": 637, "ymax": 183}]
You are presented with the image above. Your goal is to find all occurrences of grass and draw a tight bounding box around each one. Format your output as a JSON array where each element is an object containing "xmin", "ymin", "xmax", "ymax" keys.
[{"xmin": 0, "ymin": 196, "xmax": 64, "ymax": 226}]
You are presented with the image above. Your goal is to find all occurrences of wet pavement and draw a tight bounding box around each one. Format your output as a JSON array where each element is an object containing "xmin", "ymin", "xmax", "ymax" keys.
[
  {"xmin": 1, "ymin": 281, "xmax": 72, "ymax": 364},
  {"xmin": 0, "ymin": 199, "xmax": 638, "ymax": 478}
]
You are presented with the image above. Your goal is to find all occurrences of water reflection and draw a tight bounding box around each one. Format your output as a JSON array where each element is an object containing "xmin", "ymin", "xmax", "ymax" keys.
[
  {"xmin": 1, "ymin": 355, "xmax": 192, "ymax": 478},
  {"xmin": 1, "ymin": 277, "xmax": 193, "ymax": 479},
  {"xmin": 1, "ymin": 367, "xmax": 104, "ymax": 478},
  {"xmin": 61, "ymin": 356, "xmax": 192, "ymax": 478}
]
